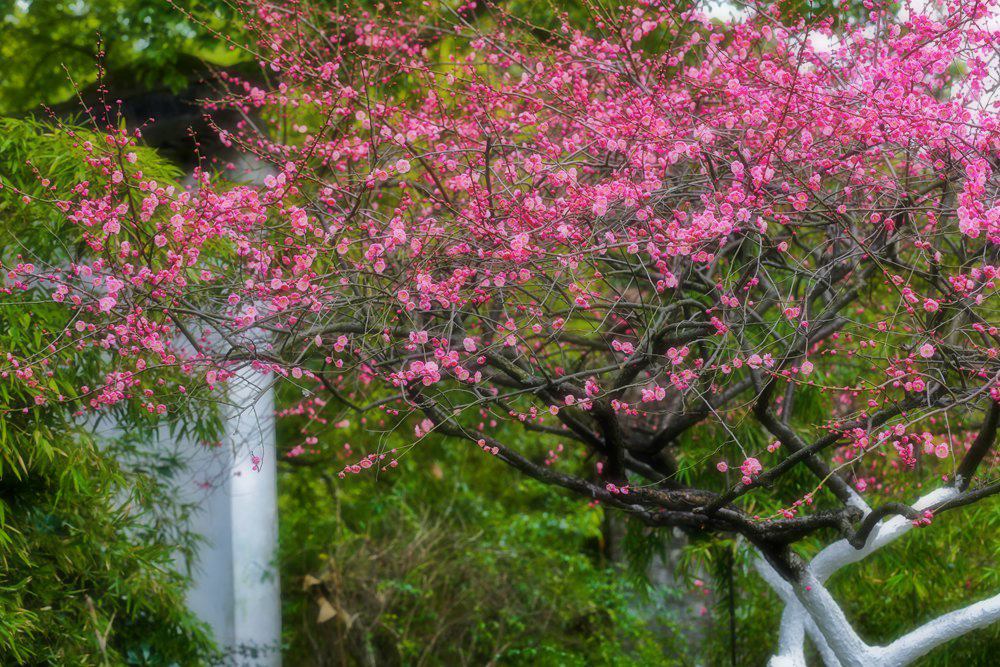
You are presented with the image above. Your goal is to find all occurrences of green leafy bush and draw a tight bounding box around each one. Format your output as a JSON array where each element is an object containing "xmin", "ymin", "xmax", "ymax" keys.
[
  {"xmin": 277, "ymin": 417, "xmax": 688, "ymax": 666},
  {"xmin": 0, "ymin": 117, "xmax": 217, "ymax": 665}
]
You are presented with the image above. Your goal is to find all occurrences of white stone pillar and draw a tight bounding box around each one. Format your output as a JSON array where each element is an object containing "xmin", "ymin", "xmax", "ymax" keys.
[
  {"xmin": 182, "ymin": 365, "xmax": 281, "ymax": 666},
  {"xmin": 227, "ymin": 369, "xmax": 281, "ymax": 665}
]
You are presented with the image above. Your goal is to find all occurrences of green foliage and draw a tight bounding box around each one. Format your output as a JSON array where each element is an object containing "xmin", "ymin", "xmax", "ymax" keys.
[
  {"xmin": 277, "ymin": 403, "xmax": 689, "ymax": 666},
  {"xmin": 0, "ymin": 0, "xmax": 246, "ymax": 113},
  {"xmin": 677, "ymin": 537, "xmax": 783, "ymax": 666},
  {"xmin": 0, "ymin": 417, "xmax": 216, "ymax": 665},
  {"xmin": 0, "ymin": 300, "xmax": 218, "ymax": 664},
  {"xmin": 0, "ymin": 118, "xmax": 217, "ymax": 665},
  {"xmin": 0, "ymin": 116, "xmax": 182, "ymax": 252}
]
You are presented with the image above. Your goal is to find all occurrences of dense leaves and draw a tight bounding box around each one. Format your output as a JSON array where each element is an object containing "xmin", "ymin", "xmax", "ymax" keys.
[
  {"xmin": 0, "ymin": 118, "xmax": 217, "ymax": 665},
  {"xmin": 278, "ymin": 415, "xmax": 687, "ymax": 665},
  {"xmin": 0, "ymin": 0, "xmax": 245, "ymax": 113}
]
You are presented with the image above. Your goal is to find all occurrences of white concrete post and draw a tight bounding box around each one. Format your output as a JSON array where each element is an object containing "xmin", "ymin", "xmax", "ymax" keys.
[
  {"xmin": 182, "ymin": 365, "xmax": 281, "ymax": 666},
  {"xmin": 227, "ymin": 368, "xmax": 281, "ymax": 665}
]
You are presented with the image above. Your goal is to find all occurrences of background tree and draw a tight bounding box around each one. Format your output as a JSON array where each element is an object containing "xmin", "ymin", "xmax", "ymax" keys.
[{"xmin": 0, "ymin": 0, "xmax": 246, "ymax": 114}]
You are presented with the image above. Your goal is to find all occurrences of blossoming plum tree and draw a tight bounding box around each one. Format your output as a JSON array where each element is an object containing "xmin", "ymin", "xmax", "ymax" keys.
[{"xmin": 4, "ymin": 0, "xmax": 1000, "ymax": 663}]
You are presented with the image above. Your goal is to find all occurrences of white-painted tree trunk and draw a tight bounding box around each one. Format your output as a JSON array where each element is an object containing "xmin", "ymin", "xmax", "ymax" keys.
[{"xmin": 757, "ymin": 486, "xmax": 1000, "ymax": 666}]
